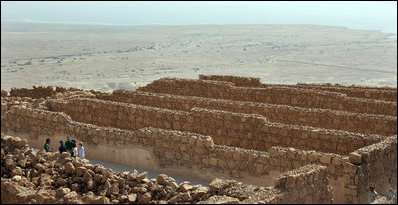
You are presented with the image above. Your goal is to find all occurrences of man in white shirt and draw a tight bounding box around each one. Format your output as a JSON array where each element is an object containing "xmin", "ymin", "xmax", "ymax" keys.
[{"xmin": 78, "ymin": 142, "xmax": 85, "ymax": 159}]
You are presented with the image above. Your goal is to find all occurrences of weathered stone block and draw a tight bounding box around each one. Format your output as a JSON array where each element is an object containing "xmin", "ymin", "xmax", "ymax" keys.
[
  {"xmin": 349, "ymin": 152, "xmax": 362, "ymax": 164},
  {"xmin": 320, "ymin": 154, "xmax": 333, "ymax": 164}
]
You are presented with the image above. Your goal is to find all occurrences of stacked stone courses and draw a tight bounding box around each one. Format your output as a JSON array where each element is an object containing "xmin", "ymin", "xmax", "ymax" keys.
[
  {"xmin": 1, "ymin": 106, "xmax": 346, "ymax": 180},
  {"xmin": 199, "ymin": 74, "xmax": 397, "ymax": 102},
  {"xmin": 46, "ymin": 97, "xmax": 382, "ymax": 155},
  {"xmin": 1, "ymin": 74, "xmax": 397, "ymax": 204},
  {"xmin": 264, "ymin": 84, "xmax": 397, "ymax": 102},
  {"xmin": 97, "ymin": 90, "xmax": 396, "ymax": 136},
  {"xmin": 138, "ymin": 78, "xmax": 396, "ymax": 116}
]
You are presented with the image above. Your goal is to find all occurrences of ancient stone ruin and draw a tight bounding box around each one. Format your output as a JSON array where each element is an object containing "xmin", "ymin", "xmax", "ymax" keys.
[{"xmin": 1, "ymin": 75, "xmax": 397, "ymax": 204}]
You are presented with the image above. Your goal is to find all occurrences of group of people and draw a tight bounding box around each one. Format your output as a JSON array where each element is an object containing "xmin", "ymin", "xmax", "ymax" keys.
[{"xmin": 44, "ymin": 136, "xmax": 85, "ymax": 158}]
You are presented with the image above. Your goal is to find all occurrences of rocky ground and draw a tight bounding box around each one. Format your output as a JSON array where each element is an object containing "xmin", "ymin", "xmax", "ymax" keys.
[
  {"xmin": 1, "ymin": 133, "xmax": 279, "ymax": 204},
  {"xmin": 87, "ymin": 159, "xmax": 207, "ymax": 187}
]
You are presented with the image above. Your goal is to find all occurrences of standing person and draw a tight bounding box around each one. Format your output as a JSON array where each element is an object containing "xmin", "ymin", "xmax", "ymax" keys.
[
  {"xmin": 78, "ymin": 142, "xmax": 85, "ymax": 159},
  {"xmin": 44, "ymin": 138, "xmax": 52, "ymax": 152},
  {"xmin": 71, "ymin": 143, "xmax": 78, "ymax": 158},
  {"xmin": 369, "ymin": 185, "xmax": 378, "ymax": 203},
  {"xmin": 59, "ymin": 140, "xmax": 67, "ymax": 153},
  {"xmin": 65, "ymin": 136, "xmax": 73, "ymax": 152},
  {"xmin": 70, "ymin": 139, "xmax": 77, "ymax": 156}
]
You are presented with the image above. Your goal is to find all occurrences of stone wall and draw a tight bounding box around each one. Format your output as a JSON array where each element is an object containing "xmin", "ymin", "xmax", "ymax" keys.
[
  {"xmin": 1, "ymin": 106, "xmax": 351, "ymax": 180},
  {"xmin": 267, "ymin": 84, "xmax": 397, "ymax": 102},
  {"xmin": 274, "ymin": 164, "xmax": 333, "ymax": 204},
  {"xmin": 138, "ymin": 78, "xmax": 397, "ymax": 116},
  {"xmin": 343, "ymin": 135, "xmax": 397, "ymax": 204},
  {"xmin": 9, "ymin": 86, "xmax": 83, "ymax": 99},
  {"xmin": 1, "ymin": 105, "xmax": 345, "ymax": 202},
  {"xmin": 199, "ymin": 74, "xmax": 397, "ymax": 102},
  {"xmin": 293, "ymin": 83, "xmax": 397, "ymax": 91},
  {"xmin": 47, "ymin": 97, "xmax": 383, "ymax": 155},
  {"xmin": 10, "ymin": 86, "xmax": 56, "ymax": 99},
  {"xmin": 2, "ymin": 78, "xmax": 395, "ymax": 204},
  {"xmin": 267, "ymin": 146, "xmax": 346, "ymax": 180},
  {"xmin": 97, "ymin": 90, "xmax": 397, "ymax": 136},
  {"xmin": 199, "ymin": 74, "xmax": 262, "ymax": 87},
  {"xmin": 0, "ymin": 106, "xmax": 275, "ymax": 182},
  {"xmin": 5, "ymin": 104, "xmax": 395, "ymax": 203}
]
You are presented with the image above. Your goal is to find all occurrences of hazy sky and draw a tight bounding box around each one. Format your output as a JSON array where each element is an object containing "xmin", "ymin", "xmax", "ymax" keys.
[{"xmin": 1, "ymin": 1, "xmax": 397, "ymax": 33}]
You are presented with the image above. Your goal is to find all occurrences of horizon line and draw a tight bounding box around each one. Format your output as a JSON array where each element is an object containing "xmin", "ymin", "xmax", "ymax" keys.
[{"xmin": 2, "ymin": 19, "xmax": 397, "ymax": 35}]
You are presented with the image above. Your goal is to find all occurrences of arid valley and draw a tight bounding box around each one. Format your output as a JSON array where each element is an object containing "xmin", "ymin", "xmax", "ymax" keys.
[{"xmin": 1, "ymin": 21, "xmax": 397, "ymax": 91}]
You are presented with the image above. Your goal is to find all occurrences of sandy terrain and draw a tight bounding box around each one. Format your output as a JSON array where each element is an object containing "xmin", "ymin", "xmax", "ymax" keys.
[{"xmin": 1, "ymin": 21, "xmax": 397, "ymax": 91}]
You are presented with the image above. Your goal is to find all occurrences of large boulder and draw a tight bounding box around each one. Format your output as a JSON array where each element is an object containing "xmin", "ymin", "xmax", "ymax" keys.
[
  {"xmin": 63, "ymin": 191, "xmax": 81, "ymax": 203},
  {"xmin": 138, "ymin": 192, "xmax": 152, "ymax": 204},
  {"xmin": 34, "ymin": 163, "xmax": 46, "ymax": 174},
  {"xmin": 55, "ymin": 178, "xmax": 68, "ymax": 187},
  {"xmin": 179, "ymin": 182, "xmax": 193, "ymax": 192},
  {"xmin": 87, "ymin": 180, "xmax": 96, "ymax": 190},
  {"xmin": 87, "ymin": 196, "xmax": 110, "ymax": 204},
  {"xmin": 83, "ymin": 172, "xmax": 93, "ymax": 183},
  {"xmin": 71, "ymin": 183, "xmax": 80, "ymax": 192},
  {"xmin": 76, "ymin": 166, "xmax": 87, "ymax": 177},
  {"xmin": 157, "ymin": 174, "xmax": 169, "ymax": 185},
  {"xmin": 209, "ymin": 178, "xmax": 236, "ymax": 191},
  {"xmin": 127, "ymin": 194, "xmax": 137, "ymax": 203},
  {"xmin": 11, "ymin": 167, "xmax": 24, "ymax": 177},
  {"xmin": 56, "ymin": 187, "xmax": 71, "ymax": 198},
  {"xmin": 107, "ymin": 184, "xmax": 119, "ymax": 196},
  {"xmin": 136, "ymin": 172, "xmax": 148, "ymax": 183},
  {"xmin": 64, "ymin": 162, "xmax": 75, "ymax": 175}
]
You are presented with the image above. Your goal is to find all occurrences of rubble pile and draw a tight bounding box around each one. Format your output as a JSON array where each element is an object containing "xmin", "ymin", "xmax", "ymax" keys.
[{"xmin": 1, "ymin": 134, "xmax": 279, "ymax": 204}]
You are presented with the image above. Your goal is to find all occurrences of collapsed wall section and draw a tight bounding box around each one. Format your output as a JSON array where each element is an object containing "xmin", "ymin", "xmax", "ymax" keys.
[
  {"xmin": 97, "ymin": 90, "xmax": 397, "ymax": 136},
  {"xmin": 46, "ymin": 98, "xmax": 382, "ymax": 155},
  {"xmin": 138, "ymin": 78, "xmax": 397, "ymax": 116}
]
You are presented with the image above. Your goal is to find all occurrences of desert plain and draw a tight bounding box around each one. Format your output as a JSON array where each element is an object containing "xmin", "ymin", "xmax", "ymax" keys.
[{"xmin": 1, "ymin": 21, "xmax": 397, "ymax": 91}]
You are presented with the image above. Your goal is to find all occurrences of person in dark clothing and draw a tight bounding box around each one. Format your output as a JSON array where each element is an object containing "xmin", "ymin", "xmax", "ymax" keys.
[
  {"xmin": 71, "ymin": 139, "xmax": 76, "ymax": 149},
  {"xmin": 44, "ymin": 138, "xmax": 51, "ymax": 152},
  {"xmin": 59, "ymin": 140, "xmax": 67, "ymax": 153},
  {"xmin": 65, "ymin": 136, "xmax": 73, "ymax": 151}
]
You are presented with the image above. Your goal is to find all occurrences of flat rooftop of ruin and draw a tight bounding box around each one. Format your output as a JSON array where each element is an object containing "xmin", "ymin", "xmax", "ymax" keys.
[{"xmin": 1, "ymin": 74, "xmax": 397, "ymax": 204}]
